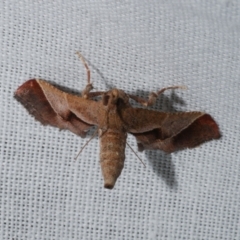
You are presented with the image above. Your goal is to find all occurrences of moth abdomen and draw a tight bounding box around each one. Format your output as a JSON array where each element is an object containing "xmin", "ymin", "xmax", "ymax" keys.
[{"xmin": 99, "ymin": 130, "xmax": 127, "ymax": 189}]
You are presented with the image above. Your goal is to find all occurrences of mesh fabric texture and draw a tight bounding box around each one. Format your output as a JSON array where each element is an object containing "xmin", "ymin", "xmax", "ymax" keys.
[{"xmin": 1, "ymin": 1, "xmax": 240, "ymax": 239}]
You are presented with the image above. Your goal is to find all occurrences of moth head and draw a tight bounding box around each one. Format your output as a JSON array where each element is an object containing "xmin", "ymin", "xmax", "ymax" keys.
[{"xmin": 102, "ymin": 89, "xmax": 129, "ymax": 109}]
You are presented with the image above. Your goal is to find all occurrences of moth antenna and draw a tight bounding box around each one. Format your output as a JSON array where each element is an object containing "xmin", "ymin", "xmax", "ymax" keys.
[
  {"xmin": 126, "ymin": 142, "xmax": 146, "ymax": 167},
  {"xmin": 74, "ymin": 129, "xmax": 98, "ymax": 160}
]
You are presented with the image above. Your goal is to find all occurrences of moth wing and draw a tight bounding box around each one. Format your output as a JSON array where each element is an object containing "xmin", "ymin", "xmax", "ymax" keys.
[
  {"xmin": 15, "ymin": 79, "xmax": 103, "ymax": 137},
  {"xmin": 121, "ymin": 108, "xmax": 220, "ymax": 153}
]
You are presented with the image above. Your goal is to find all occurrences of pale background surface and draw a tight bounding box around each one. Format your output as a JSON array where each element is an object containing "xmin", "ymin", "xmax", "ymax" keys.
[{"xmin": 1, "ymin": 1, "xmax": 240, "ymax": 239}]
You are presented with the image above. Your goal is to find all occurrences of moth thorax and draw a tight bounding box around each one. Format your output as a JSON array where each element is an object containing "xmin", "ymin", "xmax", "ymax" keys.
[{"xmin": 99, "ymin": 130, "xmax": 127, "ymax": 189}]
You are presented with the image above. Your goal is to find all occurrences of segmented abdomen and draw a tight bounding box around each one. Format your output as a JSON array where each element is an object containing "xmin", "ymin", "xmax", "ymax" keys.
[{"xmin": 99, "ymin": 130, "xmax": 127, "ymax": 189}]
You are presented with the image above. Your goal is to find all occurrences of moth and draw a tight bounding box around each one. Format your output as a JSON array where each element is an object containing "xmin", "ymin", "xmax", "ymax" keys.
[{"xmin": 15, "ymin": 54, "xmax": 220, "ymax": 189}]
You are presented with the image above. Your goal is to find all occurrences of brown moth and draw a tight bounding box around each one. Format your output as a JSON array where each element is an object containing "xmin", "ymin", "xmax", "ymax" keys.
[{"xmin": 14, "ymin": 55, "xmax": 220, "ymax": 189}]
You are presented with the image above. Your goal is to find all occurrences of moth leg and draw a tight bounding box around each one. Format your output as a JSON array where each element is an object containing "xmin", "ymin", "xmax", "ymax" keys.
[
  {"xmin": 76, "ymin": 51, "xmax": 91, "ymax": 84},
  {"xmin": 129, "ymin": 86, "xmax": 186, "ymax": 106},
  {"xmin": 76, "ymin": 51, "xmax": 94, "ymax": 98},
  {"xmin": 86, "ymin": 91, "xmax": 105, "ymax": 98}
]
